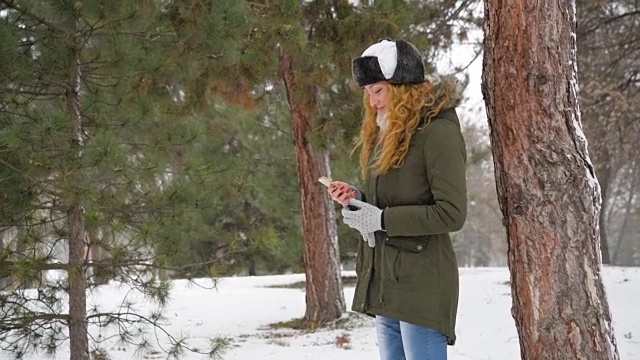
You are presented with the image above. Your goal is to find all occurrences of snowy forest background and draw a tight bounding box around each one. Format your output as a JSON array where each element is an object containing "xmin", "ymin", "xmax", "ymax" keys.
[{"xmin": 0, "ymin": 0, "xmax": 639, "ymax": 359}]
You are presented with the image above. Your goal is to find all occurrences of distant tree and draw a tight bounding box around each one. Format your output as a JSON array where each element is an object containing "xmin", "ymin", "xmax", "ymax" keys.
[
  {"xmin": 576, "ymin": 0, "xmax": 640, "ymax": 265},
  {"xmin": 482, "ymin": 0, "xmax": 620, "ymax": 358},
  {"xmin": 457, "ymin": 122, "xmax": 506, "ymax": 267}
]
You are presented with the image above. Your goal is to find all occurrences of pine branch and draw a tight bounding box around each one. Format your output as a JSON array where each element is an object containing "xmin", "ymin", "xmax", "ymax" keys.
[
  {"xmin": 0, "ymin": 0, "xmax": 64, "ymax": 33},
  {"xmin": 0, "ymin": 314, "xmax": 69, "ymax": 332},
  {"xmin": 0, "ymin": 261, "xmax": 69, "ymax": 272},
  {"xmin": 86, "ymin": 257, "xmax": 219, "ymax": 286},
  {"xmin": 78, "ymin": 11, "xmax": 137, "ymax": 37},
  {"xmin": 444, "ymin": 0, "xmax": 475, "ymax": 23},
  {"xmin": 0, "ymin": 213, "xmax": 67, "ymax": 231},
  {"xmin": 580, "ymin": 10, "xmax": 640, "ymax": 37},
  {"xmin": 0, "ymin": 88, "xmax": 64, "ymax": 98},
  {"xmin": 0, "ymin": 159, "xmax": 22, "ymax": 178},
  {"xmin": 85, "ymin": 311, "xmax": 226, "ymax": 357}
]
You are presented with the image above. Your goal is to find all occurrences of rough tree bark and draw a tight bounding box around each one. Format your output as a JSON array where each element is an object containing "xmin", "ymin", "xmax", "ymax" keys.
[
  {"xmin": 482, "ymin": 1, "xmax": 619, "ymax": 359},
  {"xmin": 280, "ymin": 51, "xmax": 346, "ymax": 325}
]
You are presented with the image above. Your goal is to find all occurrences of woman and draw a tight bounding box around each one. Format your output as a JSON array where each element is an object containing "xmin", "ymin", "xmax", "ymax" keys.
[{"xmin": 328, "ymin": 38, "xmax": 467, "ymax": 360}]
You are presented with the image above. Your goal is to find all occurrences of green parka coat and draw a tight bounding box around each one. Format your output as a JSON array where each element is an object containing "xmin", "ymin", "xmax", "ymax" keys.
[{"xmin": 351, "ymin": 77, "xmax": 467, "ymax": 345}]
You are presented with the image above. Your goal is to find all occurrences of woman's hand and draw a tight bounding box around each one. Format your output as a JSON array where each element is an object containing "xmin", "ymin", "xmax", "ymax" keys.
[{"xmin": 328, "ymin": 181, "xmax": 356, "ymax": 206}]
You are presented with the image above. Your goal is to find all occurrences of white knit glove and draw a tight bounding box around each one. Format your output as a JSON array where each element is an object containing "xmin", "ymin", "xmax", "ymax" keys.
[
  {"xmin": 341, "ymin": 199, "xmax": 383, "ymax": 234},
  {"xmin": 362, "ymin": 232, "xmax": 376, "ymax": 248}
]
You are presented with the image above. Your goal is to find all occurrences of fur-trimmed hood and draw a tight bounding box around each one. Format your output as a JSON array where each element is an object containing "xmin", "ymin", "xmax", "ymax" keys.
[{"xmin": 427, "ymin": 74, "xmax": 464, "ymax": 111}]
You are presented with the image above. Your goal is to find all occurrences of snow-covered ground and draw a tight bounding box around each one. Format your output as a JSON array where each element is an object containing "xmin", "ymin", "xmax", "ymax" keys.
[{"xmin": 12, "ymin": 266, "xmax": 639, "ymax": 360}]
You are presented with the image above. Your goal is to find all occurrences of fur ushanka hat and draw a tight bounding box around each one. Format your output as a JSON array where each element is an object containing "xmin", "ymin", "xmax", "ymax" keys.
[{"xmin": 352, "ymin": 38, "xmax": 425, "ymax": 88}]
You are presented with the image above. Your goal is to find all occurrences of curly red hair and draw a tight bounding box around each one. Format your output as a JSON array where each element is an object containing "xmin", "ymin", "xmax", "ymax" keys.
[{"xmin": 354, "ymin": 81, "xmax": 453, "ymax": 179}]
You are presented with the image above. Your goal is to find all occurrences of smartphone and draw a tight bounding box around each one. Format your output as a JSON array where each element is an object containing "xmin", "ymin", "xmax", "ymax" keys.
[{"xmin": 318, "ymin": 176, "xmax": 333, "ymax": 187}]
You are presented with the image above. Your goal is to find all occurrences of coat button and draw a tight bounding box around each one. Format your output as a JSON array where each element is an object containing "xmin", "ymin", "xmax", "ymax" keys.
[
  {"xmin": 416, "ymin": 245, "xmax": 423, "ymax": 250},
  {"xmin": 385, "ymin": 237, "xmax": 389, "ymax": 242}
]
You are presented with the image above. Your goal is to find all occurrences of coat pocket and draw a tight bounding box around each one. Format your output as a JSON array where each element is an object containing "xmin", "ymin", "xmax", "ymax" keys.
[
  {"xmin": 384, "ymin": 236, "xmax": 435, "ymax": 291},
  {"xmin": 384, "ymin": 235, "xmax": 430, "ymax": 253}
]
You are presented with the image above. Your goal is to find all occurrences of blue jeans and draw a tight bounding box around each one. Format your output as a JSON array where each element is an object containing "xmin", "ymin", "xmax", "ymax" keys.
[{"xmin": 376, "ymin": 315, "xmax": 448, "ymax": 360}]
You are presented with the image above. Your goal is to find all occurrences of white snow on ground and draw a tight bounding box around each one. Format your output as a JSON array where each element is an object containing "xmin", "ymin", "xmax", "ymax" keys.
[{"xmin": 12, "ymin": 266, "xmax": 639, "ymax": 360}]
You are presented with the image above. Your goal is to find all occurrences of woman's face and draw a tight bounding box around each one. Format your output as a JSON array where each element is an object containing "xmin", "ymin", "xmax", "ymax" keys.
[{"xmin": 365, "ymin": 82, "xmax": 390, "ymax": 114}]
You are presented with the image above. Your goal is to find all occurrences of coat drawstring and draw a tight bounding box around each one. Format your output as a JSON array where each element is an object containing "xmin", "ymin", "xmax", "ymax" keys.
[{"xmin": 379, "ymin": 234, "xmax": 384, "ymax": 305}]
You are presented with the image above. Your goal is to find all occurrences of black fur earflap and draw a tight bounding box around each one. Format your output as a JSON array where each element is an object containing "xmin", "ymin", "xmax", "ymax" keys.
[{"xmin": 352, "ymin": 56, "xmax": 386, "ymax": 87}]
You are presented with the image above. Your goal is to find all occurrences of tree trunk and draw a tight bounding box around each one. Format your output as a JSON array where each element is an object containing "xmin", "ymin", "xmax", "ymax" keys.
[
  {"xmin": 280, "ymin": 51, "xmax": 345, "ymax": 325},
  {"xmin": 0, "ymin": 231, "xmax": 9, "ymax": 289},
  {"xmin": 482, "ymin": 1, "xmax": 619, "ymax": 359},
  {"xmin": 611, "ymin": 163, "xmax": 640, "ymax": 264},
  {"xmin": 66, "ymin": 23, "xmax": 89, "ymax": 360},
  {"xmin": 596, "ymin": 163, "xmax": 612, "ymax": 264},
  {"xmin": 67, "ymin": 205, "xmax": 88, "ymax": 360}
]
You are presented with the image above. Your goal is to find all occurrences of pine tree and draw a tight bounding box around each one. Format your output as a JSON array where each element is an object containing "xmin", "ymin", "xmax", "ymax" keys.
[
  {"xmin": 0, "ymin": 0, "xmax": 234, "ymax": 358},
  {"xmin": 146, "ymin": 0, "xmax": 306, "ymax": 278}
]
